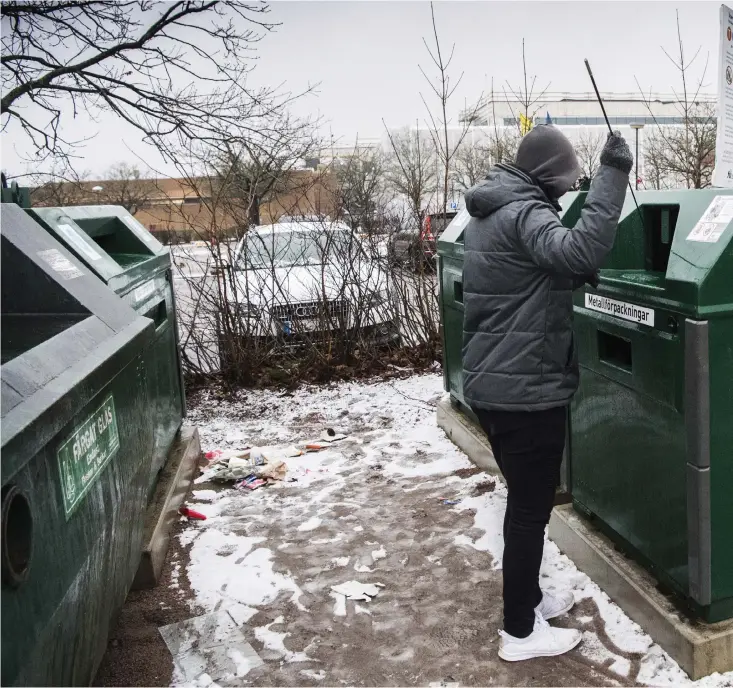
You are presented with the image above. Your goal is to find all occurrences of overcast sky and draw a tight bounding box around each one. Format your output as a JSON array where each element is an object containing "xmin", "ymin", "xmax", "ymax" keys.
[{"xmin": 1, "ymin": 0, "xmax": 719, "ymax": 178}]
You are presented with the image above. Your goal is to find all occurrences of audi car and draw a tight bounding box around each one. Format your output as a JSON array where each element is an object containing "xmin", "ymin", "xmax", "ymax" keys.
[{"xmin": 220, "ymin": 221, "xmax": 398, "ymax": 348}]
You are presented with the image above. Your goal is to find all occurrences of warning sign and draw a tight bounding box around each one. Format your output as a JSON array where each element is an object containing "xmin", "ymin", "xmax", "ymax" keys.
[{"xmin": 687, "ymin": 195, "xmax": 733, "ymax": 243}]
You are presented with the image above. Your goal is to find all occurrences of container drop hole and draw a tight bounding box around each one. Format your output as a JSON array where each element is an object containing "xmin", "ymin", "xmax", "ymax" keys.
[
  {"xmin": 144, "ymin": 300, "xmax": 167, "ymax": 328},
  {"xmin": 598, "ymin": 330, "xmax": 632, "ymax": 372},
  {"xmin": 453, "ymin": 281, "xmax": 463, "ymax": 304},
  {"xmin": 643, "ymin": 205, "xmax": 679, "ymax": 273},
  {"xmin": 1, "ymin": 485, "xmax": 33, "ymax": 587}
]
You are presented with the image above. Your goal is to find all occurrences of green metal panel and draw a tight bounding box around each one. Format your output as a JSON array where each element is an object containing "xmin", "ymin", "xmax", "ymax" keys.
[
  {"xmin": 27, "ymin": 206, "xmax": 185, "ymax": 493},
  {"xmin": 437, "ymin": 210, "xmax": 470, "ymax": 406},
  {"xmin": 570, "ymin": 190, "xmax": 733, "ymax": 622},
  {"xmin": 1, "ymin": 204, "xmax": 155, "ymax": 685}
]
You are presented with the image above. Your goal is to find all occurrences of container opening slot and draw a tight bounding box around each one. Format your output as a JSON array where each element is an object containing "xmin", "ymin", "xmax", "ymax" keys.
[
  {"xmin": 453, "ymin": 280, "xmax": 463, "ymax": 304},
  {"xmin": 144, "ymin": 300, "xmax": 167, "ymax": 328},
  {"xmin": 598, "ymin": 330, "xmax": 632, "ymax": 372},
  {"xmin": 643, "ymin": 205, "xmax": 679, "ymax": 273},
  {"xmin": 73, "ymin": 217, "xmax": 152, "ymax": 260}
]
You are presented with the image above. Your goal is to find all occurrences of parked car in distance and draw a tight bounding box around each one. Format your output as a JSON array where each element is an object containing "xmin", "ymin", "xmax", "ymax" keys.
[
  {"xmin": 420, "ymin": 211, "xmax": 457, "ymax": 260},
  {"xmin": 217, "ymin": 222, "xmax": 398, "ymax": 360},
  {"xmin": 390, "ymin": 211, "xmax": 457, "ymax": 270}
]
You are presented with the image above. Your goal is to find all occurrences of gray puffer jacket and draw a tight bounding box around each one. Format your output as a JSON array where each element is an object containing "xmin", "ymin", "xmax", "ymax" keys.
[{"xmin": 462, "ymin": 162, "xmax": 628, "ymax": 412}]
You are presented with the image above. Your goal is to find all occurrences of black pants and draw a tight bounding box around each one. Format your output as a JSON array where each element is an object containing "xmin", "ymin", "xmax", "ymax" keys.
[{"xmin": 474, "ymin": 406, "xmax": 567, "ymax": 638}]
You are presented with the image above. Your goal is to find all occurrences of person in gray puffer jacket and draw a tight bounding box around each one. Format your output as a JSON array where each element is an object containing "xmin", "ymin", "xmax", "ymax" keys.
[{"xmin": 462, "ymin": 125, "xmax": 633, "ymax": 661}]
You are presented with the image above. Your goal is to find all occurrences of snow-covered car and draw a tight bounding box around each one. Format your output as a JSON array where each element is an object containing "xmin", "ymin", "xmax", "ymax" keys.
[{"xmin": 218, "ymin": 222, "xmax": 399, "ymax": 352}]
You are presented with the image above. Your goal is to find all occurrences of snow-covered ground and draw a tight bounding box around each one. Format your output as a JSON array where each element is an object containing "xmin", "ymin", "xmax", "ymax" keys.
[{"xmin": 164, "ymin": 374, "xmax": 732, "ymax": 687}]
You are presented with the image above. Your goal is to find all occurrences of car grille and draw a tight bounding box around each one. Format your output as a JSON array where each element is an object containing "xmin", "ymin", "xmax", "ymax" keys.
[{"xmin": 271, "ymin": 299, "xmax": 349, "ymax": 321}]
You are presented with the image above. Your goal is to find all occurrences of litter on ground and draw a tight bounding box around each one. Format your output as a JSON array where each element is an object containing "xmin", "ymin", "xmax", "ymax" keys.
[{"xmin": 98, "ymin": 374, "xmax": 733, "ymax": 688}]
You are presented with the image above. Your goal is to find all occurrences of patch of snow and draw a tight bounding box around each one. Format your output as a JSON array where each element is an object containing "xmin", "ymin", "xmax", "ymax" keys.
[
  {"xmin": 226, "ymin": 603, "xmax": 259, "ymax": 625},
  {"xmin": 191, "ymin": 490, "xmax": 219, "ymax": 502},
  {"xmin": 311, "ymin": 534, "xmax": 346, "ymax": 545},
  {"xmin": 301, "ymin": 669, "xmax": 326, "ymax": 681},
  {"xmin": 453, "ymin": 487, "xmax": 507, "ymax": 568},
  {"xmin": 254, "ymin": 617, "xmax": 313, "ymax": 663},
  {"xmin": 297, "ymin": 516, "xmax": 322, "ymax": 532},
  {"xmin": 330, "ymin": 591, "xmax": 347, "ymax": 617},
  {"xmin": 331, "ymin": 557, "xmax": 350, "ymax": 567},
  {"xmin": 186, "ymin": 530, "xmax": 305, "ymax": 611},
  {"xmin": 371, "ymin": 546, "xmax": 387, "ymax": 561}
]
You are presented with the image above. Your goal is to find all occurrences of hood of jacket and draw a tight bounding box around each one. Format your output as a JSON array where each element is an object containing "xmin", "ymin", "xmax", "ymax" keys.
[{"xmin": 464, "ymin": 163, "xmax": 557, "ymax": 220}]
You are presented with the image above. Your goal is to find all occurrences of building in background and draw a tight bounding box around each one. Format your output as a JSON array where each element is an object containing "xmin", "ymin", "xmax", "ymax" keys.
[
  {"xmin": 31, "ymin": 170, "xmax": 338, "ymax": 243},
  {"xmin": 459, "ymin": 91, "xmax": 717, "ymax": 188}
]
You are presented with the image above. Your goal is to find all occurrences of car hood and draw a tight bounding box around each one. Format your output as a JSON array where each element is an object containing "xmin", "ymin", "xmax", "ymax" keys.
[{"xmin": 228, "ymin": 262, "xmax": 387, "ymax": 307}]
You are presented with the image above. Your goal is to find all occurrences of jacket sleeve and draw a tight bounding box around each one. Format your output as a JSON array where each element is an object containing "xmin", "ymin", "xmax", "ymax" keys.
[{"xmin": 514, "ymin": 164, "xmax": 628, "ymax": 276}]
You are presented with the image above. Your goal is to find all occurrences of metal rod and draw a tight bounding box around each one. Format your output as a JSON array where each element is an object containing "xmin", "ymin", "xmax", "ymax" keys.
[
  {"xmin": 584, "ymin": 59, "xmax": 645, "ymax": 228},
  {"xmin": 635, "ymin": 128, "xmax": 640, "ymax": 191}
]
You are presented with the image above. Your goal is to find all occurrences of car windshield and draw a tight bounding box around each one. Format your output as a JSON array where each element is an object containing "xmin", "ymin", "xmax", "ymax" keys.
[{"xmin": 238, "ymin": 229, "xmax": 364, "ymax": 269}]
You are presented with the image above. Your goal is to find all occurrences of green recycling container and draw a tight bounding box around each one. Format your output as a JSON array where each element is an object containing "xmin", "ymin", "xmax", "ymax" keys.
[
  {"xmin": 28, "ymin": 205, "xmax": 186, "ymax": 493},
  {"xmin": 1, "ymin": 204, "xmax": 155, "ymax": 685},
  {"xmin": 437, "ymin": 208, "xmax": 472, "ymax": 414},
  {"xmin": 570, "ymin": 190, "xmax": 733, "ymax": 622}
]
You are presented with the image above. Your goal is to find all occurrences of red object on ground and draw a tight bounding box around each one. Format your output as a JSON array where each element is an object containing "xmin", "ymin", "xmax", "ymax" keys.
[{"xmin": 179, "ymin": 506, "xmax": 207, "ymax": 520}]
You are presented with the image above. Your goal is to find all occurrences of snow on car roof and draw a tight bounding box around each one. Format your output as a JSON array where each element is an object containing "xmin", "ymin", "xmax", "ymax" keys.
[{"xmin": 251, "ymin": 221, "xmax": 351, "ymax": 235}]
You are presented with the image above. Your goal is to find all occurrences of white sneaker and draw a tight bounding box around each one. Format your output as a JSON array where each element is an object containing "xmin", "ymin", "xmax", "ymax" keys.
[
  {"xmin": 498, "ymin": 610, "xmax": 582, "ymax": 662},
  {"xmin": 536, "ymin": 590, "xmax": 575, "ymax": 620}
]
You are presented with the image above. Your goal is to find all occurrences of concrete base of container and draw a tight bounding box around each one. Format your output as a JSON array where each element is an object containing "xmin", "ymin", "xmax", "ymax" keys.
[
  {"xmin": 549, "ymin": 503, "xmax": 733, "ymax": 680},
  {"xmin": 436, "ymin": 395, "xmax": 500, "ymax": 475},
  {"xmin": 133, "ymin": 426, "xmax": 201, "ymax": 590}
]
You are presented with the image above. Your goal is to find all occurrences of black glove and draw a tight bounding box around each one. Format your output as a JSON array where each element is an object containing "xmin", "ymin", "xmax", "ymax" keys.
[
  {"xmin": 572, "ymin": 271, "xmax": 600, "ymax": 291},
  {"xmin": 586, "ymin": 271, "xmax": 600, "ymax": 289},
  {"xmin": 600, "ymin": 131, "xmax": 633, "ymax": 174}
]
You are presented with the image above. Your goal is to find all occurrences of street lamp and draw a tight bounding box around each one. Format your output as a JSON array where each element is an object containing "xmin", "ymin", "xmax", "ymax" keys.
[{"xmin": 629, "ymin": 123, "xmax": 645, "ymax": 190}]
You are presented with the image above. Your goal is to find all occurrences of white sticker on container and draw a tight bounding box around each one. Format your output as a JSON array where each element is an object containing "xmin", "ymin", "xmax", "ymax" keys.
[
  {"xmin": 122, "ymin": 215, "xmax": 158, "ymax": 246},
  {"xmin": 134, "ymin": 281, "xmax": 156, "ymax": 304},
  {"xmin": 56, "ymin": 222, "xmax": 102, "ymax": 262},
  {"xmin": 585, "ymin": 293, "xmax": 655, "ymax": 327},
  {"xmin": 687, "ymin": 195, "xmax": 733, "ymax": 243},
  {"xmin": 37, "ymin": 248, "xmax": 83, "ymax": 280}
]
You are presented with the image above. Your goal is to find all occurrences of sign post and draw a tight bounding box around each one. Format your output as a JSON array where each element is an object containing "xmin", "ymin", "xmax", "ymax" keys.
[{"xmin": 713, "ymin": 4, "xmax": 733, "ymax": 187}]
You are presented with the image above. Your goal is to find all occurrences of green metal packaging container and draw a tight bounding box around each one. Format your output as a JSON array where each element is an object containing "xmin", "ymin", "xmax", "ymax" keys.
[
  {"xmin": 437, "ymin": 208, "xmax": 472, "ymax": 413},
  {"xmin": 27, "ymin": 205, "xmax": 185, "ymax": 493},
  {"xmin": 570, "ymin": 190, "xmax": 733, "ymax": 622},
  {"xmin": 1, "ymin": 204, "xmax": 155, "ymax": 685}
]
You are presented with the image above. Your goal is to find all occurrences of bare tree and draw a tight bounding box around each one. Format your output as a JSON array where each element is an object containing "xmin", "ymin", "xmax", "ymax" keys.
[
  {"xmin": 212, "ymin": 117, "xmax": 321, "ymax": 230},
  {"xmin": 332, "ymin": 144, "xmax": 390, "ymax": 234},
  {"xmin": 574, "ymin": 131, "xmax": 606, "ymax": 180},
  {"xmin": 383, "ymin": 125, "xmax": 438, "ymax": 231},
  {"xmin": 504, "ymin": 39, "xmax": 551, "ymax": 136},
  {"xmin": 1, "ymin": 1, "xmax": 307, "ymax": 166},
  {"xmin": 29, "ymin": 160, "xmax": 89, "ymax": 206},
  {"xmin": 452, "ymin": 139, "xmax": 492, "ymax": 191},
  {"xmin": 452, "ymin": 127, "xmax": 519, "ymax": 191},
  {"xmin": 635, "ymin": 11, "xmax": 717, "ymax": 189},
  {"xmin": 418, "ymin": 2, "xmax": 482, "ymax": 221},
  {"xmin": 96, "ymin": 162, "xmax": 157, "ymax": 214}
]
